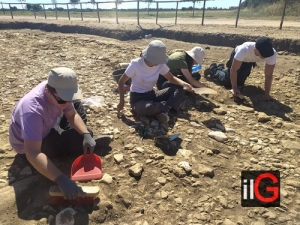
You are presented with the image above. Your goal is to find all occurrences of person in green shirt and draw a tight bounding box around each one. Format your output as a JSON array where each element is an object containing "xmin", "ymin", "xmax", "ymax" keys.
[{"xmin": 157, "ymin": 47, "xmax": 207, "ymax": 90}]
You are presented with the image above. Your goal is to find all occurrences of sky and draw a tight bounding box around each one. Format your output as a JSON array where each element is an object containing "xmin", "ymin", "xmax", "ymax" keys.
[{"xmin": 3, "ymin": 0, "xmax": 242, "ymax": 10}]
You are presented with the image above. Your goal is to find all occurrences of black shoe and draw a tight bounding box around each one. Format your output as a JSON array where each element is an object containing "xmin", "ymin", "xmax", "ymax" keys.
[
  {"xmin": 154, "ymin": 112, "xmax": 169, "ymax": 123},
  {"xmin": 94, "ymin": 135, "xmax": 113, "ymax": 147},
  {"xmin": 209, "ymin": 63, "xmax": 218, "ymax": 76},
  {"xmin": 217, "ymin": 63, "xmax": 225, "ymax": 69}
]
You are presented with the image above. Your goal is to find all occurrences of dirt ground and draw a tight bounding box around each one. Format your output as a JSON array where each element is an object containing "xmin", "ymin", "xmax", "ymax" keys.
[{"xmin": 0, "ymin": 19, "xmax": 299, "ymax": 225}]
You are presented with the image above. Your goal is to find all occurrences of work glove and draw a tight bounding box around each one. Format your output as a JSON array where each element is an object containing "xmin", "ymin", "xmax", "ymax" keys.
[
  {"xmin": 82, "ymin": 133, "xmax": 96, "ymax": 154},
  {"xmin": 54, "ymin": 174, "xmax": 85, "ymax": 199}
]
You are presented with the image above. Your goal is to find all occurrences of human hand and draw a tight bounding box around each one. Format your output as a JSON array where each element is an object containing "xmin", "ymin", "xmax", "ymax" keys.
[
  {"xmin": 54, "ymin": 174, "xmax": 85, "ymax": 199},
  {"xmin": 264, "ymin": 94, "xmax": 276, "ymax": 102},
  {"xmin": 82, "ymin": 133, "xmax": 96, "ymax": 154},
  {"xmin": 183, "ymin": 83, "xmax": 194, "ymax": 92},
  {"xmin": 117, "ymin": 101, "xmax": 124, "ymax": 113},
  {"xmin": 230, "ymin": 88, "xmax": 244, "ymax": 100},
  {"xmin": 231, "ymin": 87, "xmax": 241, "ymax": 96}
]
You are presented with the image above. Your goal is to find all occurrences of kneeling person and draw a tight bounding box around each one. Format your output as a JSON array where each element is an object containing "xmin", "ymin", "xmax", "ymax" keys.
[{"xmin": 210, "ymin": 37, "xmax": 277, "ymax": 101}]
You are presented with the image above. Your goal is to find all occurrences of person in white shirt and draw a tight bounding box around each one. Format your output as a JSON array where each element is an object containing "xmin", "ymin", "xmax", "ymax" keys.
[
  {"xmin": 210, "ymin": 37, "xmax": 277, "ymax": 101},
  {"xmin": 117, "ymin": 40, "xmax": 193, "ymax": 123}
]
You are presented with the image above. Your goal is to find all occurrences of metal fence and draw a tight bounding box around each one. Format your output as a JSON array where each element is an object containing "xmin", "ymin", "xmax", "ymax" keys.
[{"xmin": 0, "ymin": 0, "xmax": 292, "ymax": 29}]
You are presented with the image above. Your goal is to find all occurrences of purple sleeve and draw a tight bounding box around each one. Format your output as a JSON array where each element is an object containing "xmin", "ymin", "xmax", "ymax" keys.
[{"xmin": 21, "ymin": 113, "xmax": 43, "ymax": 141}]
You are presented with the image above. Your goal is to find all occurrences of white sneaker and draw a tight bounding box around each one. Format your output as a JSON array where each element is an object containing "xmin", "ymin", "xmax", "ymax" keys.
[{"xmin": 154, "ymin": 112, "xmax": 169, "ymax": 123}]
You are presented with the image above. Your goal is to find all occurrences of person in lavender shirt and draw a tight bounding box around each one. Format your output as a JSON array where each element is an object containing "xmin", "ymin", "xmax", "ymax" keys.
[{"xmin": 9, "ymin": 67, "xmax": 111, "ymax": 200}]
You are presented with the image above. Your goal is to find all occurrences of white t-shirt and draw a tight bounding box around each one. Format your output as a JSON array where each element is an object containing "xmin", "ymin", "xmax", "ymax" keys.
[
  {"xmin": 234, "ymin": 42, "xmax": 277, "ymax": 65},
  {"xmin": 125, "ymin": 57, "xmax": 170, "ymax": 93}
]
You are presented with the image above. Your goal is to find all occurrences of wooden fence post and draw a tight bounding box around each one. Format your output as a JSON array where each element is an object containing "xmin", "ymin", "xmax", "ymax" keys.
[
  {"xmin": 96, "ymin": 3, "xmax": 100, "ymax": 23},
  {"xmin": 8, "ymin": 3, "xmax": 13, "ymax": 19},
  {"xmin": 137, "ymin": 0, "xmax": 140, "ymax": 25},
  {"xmin": 1, "ymin": 2, "xmax": 5, "ymax": 15},
  {"xmin": 67, "ymin": 3, "xmax": 70, "ymax": 20},
  {"xmin": 156, "ymin": 2, "xmax": 158, "ymax": 24},
  {"xmin": 55, "ymin": 3, "xmax": 57, "ymax": 20},
  {"xmin": 235, "ymin": 0, "xmax": 242, "ymax": 28},
  {"xmin": 201, "ymin": 0, "xmax": 206, "ymax": 26},
  {"xmin": 175, "ymin": 1, "xmax": 178, "ymax": 25},
  {"xmin": 43, "ymin": 4, "xmax": 46, "ymax": 19},
  {"xmin": 115, "ymin": 2, "xmax": 118, "ymax": 24},
  {"xmin": 80, "ymin": 3, "xmax": 83, "ymax": 21},
  {"xmin": 280, "ymin": 0, "xmax": 287, "ymax": 30},
  {"xmin": 192, "ymin": 1, "xmax": 195, "ymax": 17}
]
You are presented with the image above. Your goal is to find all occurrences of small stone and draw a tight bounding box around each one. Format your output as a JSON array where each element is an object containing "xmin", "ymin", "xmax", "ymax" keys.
[
  {"xmin": 257, "ymin": 112, "xmax": 272, "ymax": 123},
  {"xmin": 223, "ymin": 219, "xmax": 235, "ymax": 225},
  {"xmin": 217, "ymin": 196, "xmax": 228, "ymax": 209},
  {"xmin": 208, "ymin": 131, "xmax": 228, "ymax": 142},
  {"xmin": 173, "ymin": 167, "xmax": 186, "ymax": 178},
  {"xmin": 262, "ymin": 210, "xmax": 277, "ymax": 219},
  {"xmin": 124, "ymin": 144, "xmax": 135, "ymax": 150},
  {"xmin": 178, "ymin": 161, "xmax": 192, "ymax": 172},
  {"xmin": 100, "ymin": 173, "xmax": 113, "ymax": 184},
  {"xmin": 135, "ymin": 147, "xmax": 144, "ymax": 153},
  {"xmin": 213, "ymin": 108, "xmax": 227, "ymax": 115},
  {"xmin": 128, "ymin": 163, "xmax": 143, "ymax": 177},
  {"xmin": 190, "ymin": 121, "xmax": 201, "ymax": 128},
  {"xmin": 273, "ymin": 119, "xmax": 283, "ymax": 128},
  {"xmin": 250, "ymin": 158, "xmax": 258, "ymax": 164},
  {"xmin": 197, "ymin": 164, "xmax": 214, "ymax": 178},
  {"xmin": 175, "ymin": 197, "xmax": 183, "ymax": 204},
  {"xmin": 154, "ymin": 191, "xmax": 168, "ymax": 199},
  {"xmin": 238, "ymin": 106, "xmax": 254, "ymax": 113},
  {"xmin": 273, "ymin": 148, "xmax": 282, "ymax": 154},
  {"xmin": 114, "ymin": 154, "xmax": 124, "ymax": 164},
  {"xmin": 157, "ymin": 177, "xmax": 167, "ymax": 185}
]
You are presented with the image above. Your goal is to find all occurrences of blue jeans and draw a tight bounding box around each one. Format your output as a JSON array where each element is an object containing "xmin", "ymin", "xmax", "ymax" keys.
[{"xmin": 211, "ymin": 49, "xmax": 255, "ymax": 88}]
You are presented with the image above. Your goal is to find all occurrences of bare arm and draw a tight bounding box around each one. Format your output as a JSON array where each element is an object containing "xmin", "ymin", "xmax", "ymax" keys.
[
  {"xmin": 117, "ymin": 73, "xmax": 130, "ymax": 112},
  {"xmin": 264, "ymin": 64, "xmax": 275, "ymax": 100},
  {"xmin": 181, "ymin": 69, "xmax": 207, "ymax": 88},
  {"xmin": 64, "ymin": 107, "xmax": 89, "ymax": 135},
  {"xmin": 230, "ymin": 59, "xmax": 242, "ymax": 95},
  {"xmin": 163, "ymin": 71, "xmax": 193, "ymax": 91},
  {"xmin": 24, "ymin": 140, "xmax": 62, "ymax": 181}
]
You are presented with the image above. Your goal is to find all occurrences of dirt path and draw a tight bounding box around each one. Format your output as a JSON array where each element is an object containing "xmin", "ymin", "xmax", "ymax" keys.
[{"xmin": 1, "ymin": 15, "xmax": 300, "ymax": 27}]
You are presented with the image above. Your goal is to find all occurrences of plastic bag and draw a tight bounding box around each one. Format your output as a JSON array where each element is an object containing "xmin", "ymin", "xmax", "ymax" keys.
[
  {"xmin": 192, "ymin": 64, "xmax": 202, "ymax": 72},
  {"xmin": 82, "ymin": 96, "xmax": 105, "ymax": 107}
]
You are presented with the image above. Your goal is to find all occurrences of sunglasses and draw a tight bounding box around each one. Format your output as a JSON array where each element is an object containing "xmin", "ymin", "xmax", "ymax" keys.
[{"xmin": 51, "ymin": 93, "xmax": 70, "ymax": 104}]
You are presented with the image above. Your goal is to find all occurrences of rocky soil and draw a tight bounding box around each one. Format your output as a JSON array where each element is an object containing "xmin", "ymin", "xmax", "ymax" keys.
[{"xmin": 0, "ymin": 24, "xmax": 299, "ymax": 225}]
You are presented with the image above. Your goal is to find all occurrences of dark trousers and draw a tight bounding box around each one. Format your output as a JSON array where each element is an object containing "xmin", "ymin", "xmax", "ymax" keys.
[
  {"xmin": 40, "ymin": 101, "xmax": 92, "ymax": 159},
  {"xmin": 210, "ymin": 49, "xmax": 255, "ymax": 88},
  {"xmin": 130, "ymin": 87, "xmax": 185, "ymax": 117},
  {"xmin": 156, "ymin": 72, "xmax": 201, "ymax": 90}
]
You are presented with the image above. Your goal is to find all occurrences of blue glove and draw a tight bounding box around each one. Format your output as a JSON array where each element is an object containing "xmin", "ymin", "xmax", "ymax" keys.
[
  {"xmin": 82, "ymin": 133, "xmax": 96, "ymax": 154},
  {"xmin": 54, "ymin": 174, "xmax": 85, "ymax": 199}
]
